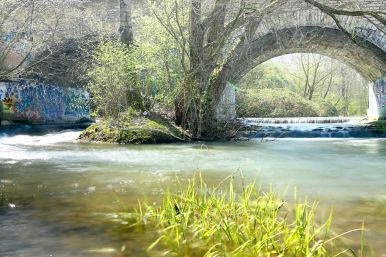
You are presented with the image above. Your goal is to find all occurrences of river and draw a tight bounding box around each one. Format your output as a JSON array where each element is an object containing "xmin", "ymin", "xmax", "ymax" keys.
[{"xmin": 1, "ymin": 121, "xmax": 386, "ymax": 256}]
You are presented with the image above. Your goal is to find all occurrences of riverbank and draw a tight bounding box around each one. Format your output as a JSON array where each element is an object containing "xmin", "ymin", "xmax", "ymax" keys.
[{"xmin": 79, "ymin": 110, "xmax": 188, "ymax": 144}]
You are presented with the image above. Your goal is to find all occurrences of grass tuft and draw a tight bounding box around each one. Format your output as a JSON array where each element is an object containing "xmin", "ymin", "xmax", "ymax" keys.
[{"xmin": 126, "ymin": 174, "xmax": 364, "ymax": 257}]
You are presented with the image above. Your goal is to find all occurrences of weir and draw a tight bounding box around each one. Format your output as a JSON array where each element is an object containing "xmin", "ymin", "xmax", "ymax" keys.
[{"xmin": 241, "ymin": 117, "xmax": 364, "ymax": 124}]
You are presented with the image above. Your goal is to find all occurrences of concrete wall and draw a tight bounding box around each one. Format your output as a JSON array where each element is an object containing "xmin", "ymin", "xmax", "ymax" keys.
[
  {"xmin": 0, "ymin": 81, "xmax": 90, "ymax": 125},
  {"xmin": 368, "ymin": 77, "xmax": 386, "ymax": 120}
]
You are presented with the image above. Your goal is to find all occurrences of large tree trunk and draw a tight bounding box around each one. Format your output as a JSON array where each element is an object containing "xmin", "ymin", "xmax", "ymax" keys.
[
  {"xmin": 119, "ymin": 0, "xmax": 133, "ymax": 45},
  {"xmin": 174, "ymin": 0, "xmax": 206, "ymax": 137},
  {"xmin": 176, "ymin": 0, "xmax": 231, "ymax": 138}
]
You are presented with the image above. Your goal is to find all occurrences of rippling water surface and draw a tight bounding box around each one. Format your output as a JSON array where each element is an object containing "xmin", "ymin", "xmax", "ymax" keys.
[{"xmin": 1, "ymin": 124, "xmax": 386, "ymax": 256}]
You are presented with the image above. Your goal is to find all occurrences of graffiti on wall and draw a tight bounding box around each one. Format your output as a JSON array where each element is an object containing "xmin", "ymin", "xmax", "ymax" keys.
[
  {"xmin": 0, "ymin": 81, "xmax": 90, "ymax": 123},
  {"xmin": 374, "ymin": 77, "xmax": 386, "ymax": 108}
]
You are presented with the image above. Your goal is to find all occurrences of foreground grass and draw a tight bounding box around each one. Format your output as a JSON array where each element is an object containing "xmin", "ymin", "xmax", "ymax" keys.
[{"xmin": 125, "ymin": 175, "xmax": 365, "ymax": 257}]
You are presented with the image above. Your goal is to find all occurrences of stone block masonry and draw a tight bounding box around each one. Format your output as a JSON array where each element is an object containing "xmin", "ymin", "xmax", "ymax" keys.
[
  {"xmin": 368, "ymin": 77, "xmax": 386, "ymax": 120},
  {"xmin": 0, "ymin": 81, "xmax": 90, "ymax": 125},
  {"xmin": 373, "ymin": 77, "xmax": 386, "ymax": 119},
  {"xmin": 215, "ymin": 82, "xmax": 237, "ymax": 121}
]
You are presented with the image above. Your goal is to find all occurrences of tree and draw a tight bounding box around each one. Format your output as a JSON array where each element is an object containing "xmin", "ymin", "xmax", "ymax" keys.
[
  {"xmin": 0, "ymin": 0, "xmax": 34, "ymax": 80},
  {"xmin": 294, "ymin": 54, "xmax": 336, "ymax": 101},
  {"xmin": 133, "ymin": 8, "xmax": 186, "ymax": 110},
  {"xmin": 235, "ymin": 51, "xmax": 370, "ymax": 117},
  {"xmin": 304, "ymin": 0, "xmax": 386, "ymax": 31},
  {"xmin": 87, "ymin": 41, "xmax": 141, "ymax": 118},
  {"xmin": 119, "ymin": 0, "xmax": 134, "ymax": 45},
  {"xmin": 0, "ymin": 0, "xmax": 114, "ymax": 82},
  {"xmin": 148, "ymin": 0, "xmax": 386, "ymax": 137},
  {"xmin": 147, "ymin": 0, "xmax": 292, "ymax": 137}
]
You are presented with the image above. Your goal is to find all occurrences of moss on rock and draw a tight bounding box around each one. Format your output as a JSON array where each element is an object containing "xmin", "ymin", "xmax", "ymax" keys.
[{"xmin": 79, "ymin": 110, "xmax": 187, "ymax": 144}]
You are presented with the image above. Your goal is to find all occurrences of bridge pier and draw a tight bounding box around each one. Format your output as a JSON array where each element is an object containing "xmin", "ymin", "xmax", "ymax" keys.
[
  {"xmin": 214, "ymin": 82, "xmax": 237, "ymax": 122},
  {"xmin": 368, "ymin": 77, "xmax": 386, "ymax": 120}
]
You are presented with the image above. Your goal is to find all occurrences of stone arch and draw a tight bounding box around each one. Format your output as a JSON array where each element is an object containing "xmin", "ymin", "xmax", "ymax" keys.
[
  {"xmin": 215, "ymin": 26, "xmax": 386, "ymax": 121},
  {"xmin": 228, "ymin": 26, "xmax": 386, "ymax": 83}
]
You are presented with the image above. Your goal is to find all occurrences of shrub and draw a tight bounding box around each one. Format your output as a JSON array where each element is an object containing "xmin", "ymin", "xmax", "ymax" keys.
[
  {"xmin": 237, "ymin": 88, "xmax": 338, "ymax": 117},
  {"xmin": 87, "ymin": 41, "xmax": 147, "ymax": 118}
]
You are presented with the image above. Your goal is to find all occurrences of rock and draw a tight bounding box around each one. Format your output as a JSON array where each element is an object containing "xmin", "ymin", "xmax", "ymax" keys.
[
  {"xmin": 1, "ymin": 120, "xmax": 12, "ymax": 126},
  {"xmin": 79, "ymin": 111, "xmax": 187, "ymax": 144}
]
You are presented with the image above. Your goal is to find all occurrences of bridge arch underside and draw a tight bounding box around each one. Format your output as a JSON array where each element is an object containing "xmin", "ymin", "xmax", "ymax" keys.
[
  {"xmin": 230, "ymin": 26, "xmax": 386, "ymax": 83},
  {"xmin": 214, "ymin": 26, "xmax": 386, "ymax": 122}
]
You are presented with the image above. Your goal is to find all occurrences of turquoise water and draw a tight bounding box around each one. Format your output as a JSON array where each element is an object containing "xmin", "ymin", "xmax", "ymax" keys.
[{"xmin": 1, "ymin": 127, "xmax": 386, "ymax": 256}]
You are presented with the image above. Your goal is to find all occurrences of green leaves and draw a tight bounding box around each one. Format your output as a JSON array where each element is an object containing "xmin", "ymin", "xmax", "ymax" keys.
[
  {"xmin": 237, "ymin": 88, "xmax": 338, "ymax": 118},
  {"xmin": 87, "ymin": 41, "xmax": 144, "ymax": 117},
  {"xmin": 127, "ymin": 174, "xmax": 364, "ymax": 257}
]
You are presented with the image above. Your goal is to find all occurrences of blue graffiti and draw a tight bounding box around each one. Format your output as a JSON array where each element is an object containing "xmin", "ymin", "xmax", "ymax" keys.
[{"xmin": 0, "ymin": 81, "xmax": 90, "ymax": 123}]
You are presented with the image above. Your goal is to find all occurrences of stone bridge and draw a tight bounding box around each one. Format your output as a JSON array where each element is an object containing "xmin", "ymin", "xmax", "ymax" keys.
[{"xmin": 215, "ymin": 0, "xmax": 386, "ymax": 121}]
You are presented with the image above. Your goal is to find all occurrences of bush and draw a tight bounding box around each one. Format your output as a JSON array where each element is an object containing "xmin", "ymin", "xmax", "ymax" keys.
[
  {"xmin": 87, "ymin": 41, "xmax": 149, "ymax": 118},
  {"xmin": 237, "ymin": 88, "xmax": 338, "ymax": 117}
]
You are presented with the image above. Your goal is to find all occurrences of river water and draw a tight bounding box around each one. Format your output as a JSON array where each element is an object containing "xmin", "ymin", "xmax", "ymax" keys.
[{"xmin": 1, "ymin": 122, "xmax": 386, "ymax": 256}]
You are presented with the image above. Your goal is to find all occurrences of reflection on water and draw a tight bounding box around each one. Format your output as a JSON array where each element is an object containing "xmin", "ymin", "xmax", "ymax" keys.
[{"xmin": 1, "ymin": 126, "xmax": 386, "ymax": 256}]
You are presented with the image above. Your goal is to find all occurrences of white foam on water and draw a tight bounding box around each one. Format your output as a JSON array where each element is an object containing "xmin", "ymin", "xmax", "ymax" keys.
[
  {"xmin": 255, "ymin": 137, "xmax": 344, "ymax": 142},
  {"xmin": 0, "ymin": 131, "xmax": 81, "ymax": 146},
  {"xmin": 0, "ymin": 144, "xmax": 50, "ymax": 161},
  {"xmin": 0, "ymin": 130, "xmax": 81, "ymax": 162},
  {"xmin": 242, "ymin": 116, "xmax": 365, "ymax": 124}
]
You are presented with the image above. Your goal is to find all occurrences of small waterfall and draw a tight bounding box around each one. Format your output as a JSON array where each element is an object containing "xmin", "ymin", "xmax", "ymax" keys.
[
  {"xmin": 0, "ymin": 131, "xmax": 81, "ymax": 146},
  {"xmin": 242, "ymin": 116, "xmax": 366, "ymax": 124},
  {"xmin": 0, "ymin": 125, "xmax": 86, "ymax": 146},
  {"xmin": 238, "ymin": 116, "xmax": 386, "ymax": 139}
]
